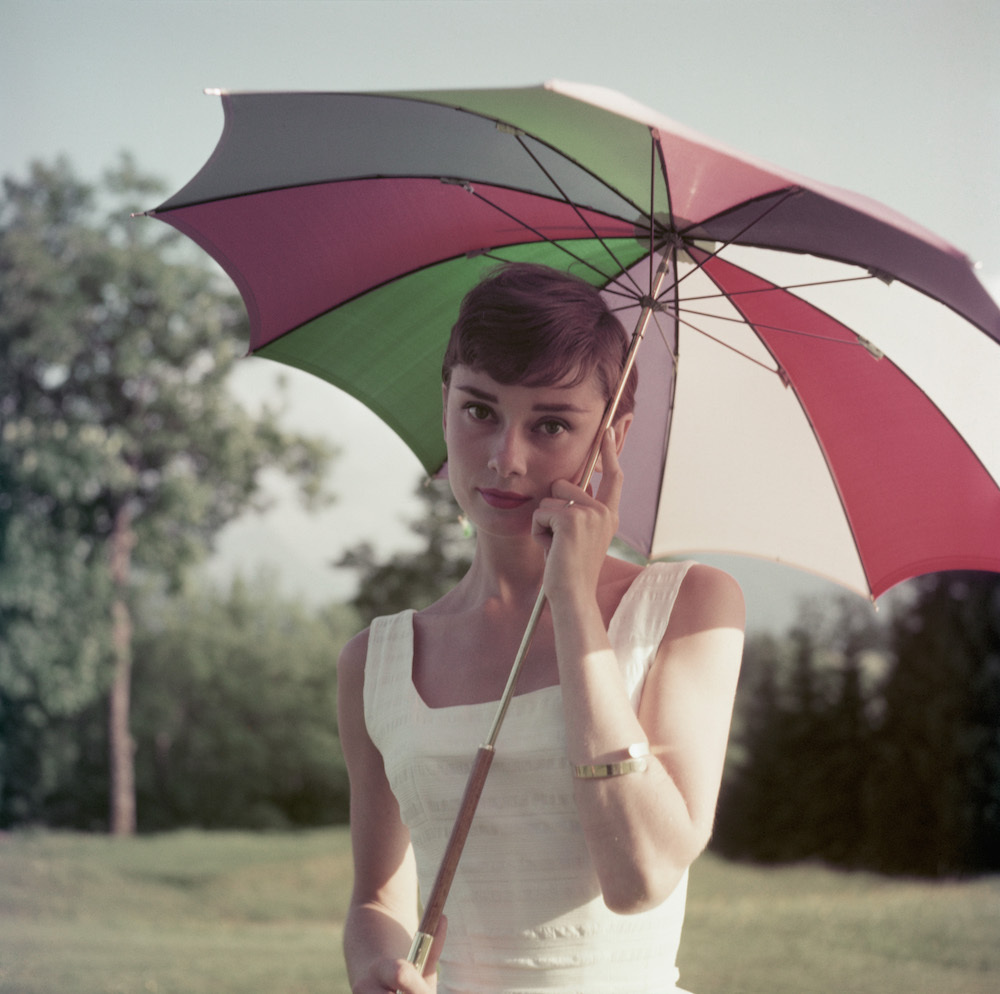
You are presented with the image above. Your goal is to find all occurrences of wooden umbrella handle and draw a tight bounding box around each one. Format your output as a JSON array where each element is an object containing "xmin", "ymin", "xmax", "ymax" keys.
[{"xmin": 403, "ymin": 744, "xmax": 496, "ymax": 974}]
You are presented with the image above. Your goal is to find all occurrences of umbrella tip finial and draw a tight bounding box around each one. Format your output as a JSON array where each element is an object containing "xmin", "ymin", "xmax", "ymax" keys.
[
  {"xmin": 867, "ymin": 267, "xmax": 895, "ymax": 286},
  {"xmin": 857, "ymin": 336, "xmax": 885, "ymax": 360}
]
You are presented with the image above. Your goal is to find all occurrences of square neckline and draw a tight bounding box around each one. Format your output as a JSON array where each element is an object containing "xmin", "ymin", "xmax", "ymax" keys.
[{"xmin": 407, "ymin": 564, "xmax": 665, "ymax": 711}]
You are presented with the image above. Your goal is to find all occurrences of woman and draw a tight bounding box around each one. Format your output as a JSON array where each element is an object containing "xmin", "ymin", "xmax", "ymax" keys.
[{"xmin": 338, "ymin": 263, "xmax": 745, "ymax": 993}]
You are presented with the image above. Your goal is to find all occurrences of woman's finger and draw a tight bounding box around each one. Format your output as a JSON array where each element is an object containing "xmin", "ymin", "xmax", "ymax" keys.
[{"xmin": 594, "ymin": 425, "xmax": 624, "ymax": 511}]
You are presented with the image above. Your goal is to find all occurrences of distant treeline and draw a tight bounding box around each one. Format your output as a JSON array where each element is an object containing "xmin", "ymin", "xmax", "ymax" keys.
[
  {"xmin": 5, "ymin": 528, "xmax": 999, "ymax": 877},
  {"xmin": 713, "ymin": 571, "xmax": 1000, "ymax": 877}
]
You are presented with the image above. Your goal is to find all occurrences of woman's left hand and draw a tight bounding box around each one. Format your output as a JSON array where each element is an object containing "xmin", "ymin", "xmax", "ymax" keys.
[{"xmin": 532, "ymin": 424, "xmax": 623, "ymax": 602}]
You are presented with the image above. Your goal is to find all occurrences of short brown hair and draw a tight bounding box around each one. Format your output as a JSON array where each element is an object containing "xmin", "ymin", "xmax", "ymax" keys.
[{"xmin": 442, "ymin": 263, "xmax": 637, "ymax": 416}]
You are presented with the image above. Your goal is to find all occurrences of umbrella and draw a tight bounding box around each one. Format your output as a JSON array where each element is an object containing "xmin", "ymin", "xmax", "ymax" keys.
[
  {"xmin": 146, "ymin": 81, "xmax": 1000, "ymax": 972},
  {"xmin": 147, "ymin": 81, "xmax": 1000, "ymax": 601}
]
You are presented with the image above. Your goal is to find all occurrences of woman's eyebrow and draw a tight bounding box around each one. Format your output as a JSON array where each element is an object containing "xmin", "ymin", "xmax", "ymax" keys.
[
  {"xmin": 532, "ymin": 401, "xmax": 588, "ymax": 413},
  {"xmin": 455, "ymin": 384, "xmax": 499, "ymax": 402},
  {"xmin": 455, "ymin": 383, "xmax": 587, "ymax": 414}
]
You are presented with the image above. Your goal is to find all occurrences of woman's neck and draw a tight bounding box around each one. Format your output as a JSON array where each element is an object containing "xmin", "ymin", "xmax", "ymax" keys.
[{"xmin": 454, "ymin": 532, "xmax": 546, "ymax": 611}]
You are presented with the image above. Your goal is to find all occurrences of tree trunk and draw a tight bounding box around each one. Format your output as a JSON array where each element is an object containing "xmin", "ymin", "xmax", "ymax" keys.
[{"xmin": 109, "ymin": 503, "xmax": 137, "ymax": 836}]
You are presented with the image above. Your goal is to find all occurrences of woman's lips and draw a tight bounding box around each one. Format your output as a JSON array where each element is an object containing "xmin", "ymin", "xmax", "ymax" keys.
[{"xmin": 478, "ymin": 488, "xmax": 532, "ymax": 510}]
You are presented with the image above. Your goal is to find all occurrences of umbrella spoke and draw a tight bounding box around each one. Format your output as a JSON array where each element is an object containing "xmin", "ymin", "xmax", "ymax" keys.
[
  {"xmin": 673, "ymin": 251, "xmax": 885, "ymax": 379},
  {"xmin": 648, "ymin": 132, "xmax": 659, "ymax": 299},
  {"xmin": 653, "ymin": 130, "xmax": 674, "ymax": 232},
  {"xmin": 673, "ymin": 311, "xmax": 785, "ymax": 375},
  {"xmin": 677, "ymin": 303, "xmax": 879, "ymax": 349},
  {"xmin": 605, "ymin": 284, "xmax": 648, "ymax": 308},
  {"xmin": 671, "ymin": 188, "xmax": 802, "ymax": 294},
  {"xmin": 467, "ymin": 185, "xmax": 637, "ymax": 290},
  {"xmin": 679, "ymin": 273, "xmax": 877, "ymax": 303},
  {"xmin": 511, "ymin": 133, "xmax": 647, "ymax": 297},
  {"xmin": 649, "ymin": 305, "xmax": 679, "ymax": 369}
]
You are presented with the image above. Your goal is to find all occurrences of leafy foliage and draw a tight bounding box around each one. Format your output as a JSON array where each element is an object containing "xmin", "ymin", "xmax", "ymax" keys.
[
  {"xmin": 0, "ymin": 157, "xmax": 336, "ymax": 829},
  {"xmin": 0, "ymin": 157, "xmax": 333, "ymax": 574},
  {"xmin": 865, "ymin": 573, "xmax": 1000, "ymax": 874},
  {"xmin": 129, "ymin": 574, "xmax": 359, "ymax": 830}
]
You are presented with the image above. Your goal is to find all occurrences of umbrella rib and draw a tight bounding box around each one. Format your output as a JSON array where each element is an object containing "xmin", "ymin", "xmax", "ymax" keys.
[
  {"xmin": 467, "ymin": 186, "xmax": 637, "ymax": 292},
  {"xmin": 604, "ymin": 282, "xmax": 650, "ymax": 307},
  {"xmin": 670, "ymin": 188, "xmax": 802, "ymax": 295},
  {"xmin": 509, "ymin": 135, "xmax": 646, "ymax": 297},
  {"xmin": 653, "ymin": 126, "xmax": 677, "ymax": 233},
  {"xmin": 650, "ymin": 305, "xmax": 679, "ymax": 368},
  {"xmin": 680, "ymin": 273, "xmax": 877, "ymax": 303},
  {"xmin": 648, "ymin": 130, "xmax": 658, "ymax": 298},
  {"xmin": 673, "ymin": 312, "xmax": 786, "ymax": 375},
  {"xmin": 677, "ymin": 304, "xmax": 879, "ymax": 350}
]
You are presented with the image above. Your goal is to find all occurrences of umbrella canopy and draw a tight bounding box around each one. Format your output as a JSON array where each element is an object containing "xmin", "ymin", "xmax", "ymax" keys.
[{"xmin": 149, "ymin": 81, "xmax": 1000, "ymax": 600}]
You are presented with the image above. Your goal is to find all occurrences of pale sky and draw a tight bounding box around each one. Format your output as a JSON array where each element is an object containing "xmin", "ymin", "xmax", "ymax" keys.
[{"xmin": 4, "ymin": 0, "xmax": 998, "ymax": 630}]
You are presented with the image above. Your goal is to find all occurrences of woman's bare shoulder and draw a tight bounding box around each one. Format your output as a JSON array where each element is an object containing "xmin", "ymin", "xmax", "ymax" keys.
[
  {"xmin": 337, "ymin": 626, "xmax": 371, "ymax": 684},
  {"xmin": 669, "ymin": 562, "xmax": 746, "ymax": 639}
]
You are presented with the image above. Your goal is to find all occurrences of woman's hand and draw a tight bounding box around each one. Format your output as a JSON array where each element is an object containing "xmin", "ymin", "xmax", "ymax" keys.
[
  {"xmin": 353, "ymin": 919, "xmax": 447, "ymax": 993},
  {"xmin": 352, "ymin": 958, "xmax": 431, "ymax": 994},
  {"xmin": 532, "ymin": 424, "xmax": 623, "ymax": 603}
]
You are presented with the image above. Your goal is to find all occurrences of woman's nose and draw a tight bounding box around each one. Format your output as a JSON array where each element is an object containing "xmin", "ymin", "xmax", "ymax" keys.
[{"xmin": 488, "ymin": 427, "xmax": 527, "ymax": 477}]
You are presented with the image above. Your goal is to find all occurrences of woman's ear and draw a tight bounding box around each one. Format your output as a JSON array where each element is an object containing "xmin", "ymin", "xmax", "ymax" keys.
[
  {"xmin": 611, "ymin": 413, "xmax": 634, "ymax": 455},
  {"xmin": 441, "ymin": 382, "xmax": 449, "ymax": 435},
  {"xmin": 594, "ymin": 412, "xmax": 634, "ymax": 474}
]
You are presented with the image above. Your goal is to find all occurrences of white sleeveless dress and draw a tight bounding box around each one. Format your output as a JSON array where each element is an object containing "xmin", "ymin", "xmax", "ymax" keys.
[{"xmin": 364, "ymin": 561, "xmax": 696, "ymax": 994}]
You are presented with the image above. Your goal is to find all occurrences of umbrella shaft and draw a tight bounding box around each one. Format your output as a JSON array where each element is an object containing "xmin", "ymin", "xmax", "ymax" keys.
[
  {"xmin": 403, "ymin": 257, "xmax": 672, "ymax": 975},
  {"xmin": 405, "ymin": 745, "xmax": 496, "ymax": 974}
]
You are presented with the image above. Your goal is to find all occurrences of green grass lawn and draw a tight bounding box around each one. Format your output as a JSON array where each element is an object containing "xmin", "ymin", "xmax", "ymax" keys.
[{"xmin": 1, "ymin": 828, "xmax": 997, "ymax": 993}]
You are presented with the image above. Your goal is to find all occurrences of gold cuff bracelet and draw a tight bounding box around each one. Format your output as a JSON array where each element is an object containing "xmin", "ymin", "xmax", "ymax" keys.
[{"xmin": 573, "ymin": 742, "xmax": 650, "ymax": 779}]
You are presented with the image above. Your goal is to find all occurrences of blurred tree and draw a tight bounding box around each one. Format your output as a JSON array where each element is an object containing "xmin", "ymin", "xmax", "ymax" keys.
[
  {"xmin": 0, "ymin": 158, "xmax": 335, "ymax": 833},
  {"xmin": 867, "ymin": 572, "xmax": 1000, "ymax": 874},
  {"xmin": 127, "ymin": 573, "xmax": 358, "ymax": 830},
  {"xmin": 714, "ymin": 595, "xmax": 887, "ymax": 865},
  {"xmin": 337, "ymin": 479, "xmax": 472, "ymax": 625},
  {"xmin": 0, "ymin": 512, "xmax": 111, "ymax": 826},
  {"xmin": 712, "ymin": 631, "xmax": 793, "ymax": 861},
  {"xmin": 716, "ymin": 578, "xmax": 1000, "ymax": 876}
]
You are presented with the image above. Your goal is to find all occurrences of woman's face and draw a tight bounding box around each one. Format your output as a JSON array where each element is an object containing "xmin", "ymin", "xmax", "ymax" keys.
[{"xmin": 442, "ymin": 364, "xmax": 618, "ymax": 538}]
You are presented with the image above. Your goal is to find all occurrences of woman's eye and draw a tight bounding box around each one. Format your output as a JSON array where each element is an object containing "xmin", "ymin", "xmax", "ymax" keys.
[
  {"xmin": 465, "ymin": 403, "xmax": 493, "ymax": 421},
  {"xmin": 538, "ymin": 419, "xmax": 567, "ymax": 436}
]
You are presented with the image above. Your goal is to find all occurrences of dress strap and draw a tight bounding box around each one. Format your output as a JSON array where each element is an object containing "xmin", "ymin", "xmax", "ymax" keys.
[
  {"xmin": 611, "ymin": 561, "xmax": 694, "ymax": 643},
  {"xmin": 608, "ymin": 561, "xmax": 696, "ymax": 708},
  {"xmin": 363, "ymin": 609, "xmax": 416, "ymax": 748}
]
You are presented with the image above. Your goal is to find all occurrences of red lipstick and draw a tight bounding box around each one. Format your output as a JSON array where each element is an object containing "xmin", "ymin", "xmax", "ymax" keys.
[{"xmin": 478, "ymin": 489, "xmax": 531, "ymax": 510}]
